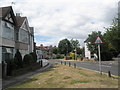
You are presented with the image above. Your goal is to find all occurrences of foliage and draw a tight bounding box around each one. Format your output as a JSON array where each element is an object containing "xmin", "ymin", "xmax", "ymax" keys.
[
  {"xmin": 86, "ymin": 18, "xmax": 120, "ymax": 60},
  {"xmin": 69, "ymin": 52, "xmax": 75, "ymax": 59},
  {"xmin": 14, "ymin": 50, "xmax": 23, "ymax": 68},
  {"xmin": 70, "ymin": 39, "xmax": 80, "ymax": 51},
  {"xmin": 58, "ymin": 39, "xmax": 72, "ymax": 55},
  {"xmin": 51, "ymin": 47, "xmax": 58, "ymax": 54},
  {"xmin": 103, "ymin": 18, "xmax": 120, "ymax": 56},
  {"xmin": 76, "ymin": 48, "xmax": 83, "ymax": 54},
  {"xmin": 23, "ymin": 54, "xmax": 34, "ymax": 65},
  {"xmin": 86, "ymin": 31, "xmax": 102, "ymax": 54},
  {"xmin": 30, "ymin": 52, "xmax": 37, "ymax": 63},
  {"xmin": 56, "ymin": 54, "xmax": 64, "ymax": 59},
  {"xmin": 5, "ymin": 59, "xmax": 16, "ymax": 76}
]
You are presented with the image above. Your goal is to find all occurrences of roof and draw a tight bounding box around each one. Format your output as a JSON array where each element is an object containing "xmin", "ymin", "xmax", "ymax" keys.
[
  {"xmin": 16, "ymin": 16, "xmax": 26, "ymax": 27},
  {"xmin": 0, "ymin": 6, "xmax": 17, "ymax": 25}
]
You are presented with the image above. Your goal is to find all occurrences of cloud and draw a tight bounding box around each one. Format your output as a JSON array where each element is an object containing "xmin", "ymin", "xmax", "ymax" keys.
[{"xmin": 0, "ymin": 0, "xmax": 118, "ymax": 47}]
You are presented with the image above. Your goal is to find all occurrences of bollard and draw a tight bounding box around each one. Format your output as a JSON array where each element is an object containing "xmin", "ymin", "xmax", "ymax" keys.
[
  {"xmin": 74, "ymin": 63, "xmax": 76, "ymax": 68},
  {"xmin": 108, "ymin": 71, "xmax": 111, "ymax": 77},
  {"xmin": 41, "ymin": 60, "xmax": 43, "ymax": 67},
  {"xmin": 61, "ymin": 61, "xmax": 62, "ymax": 64},
  {"xmin": 69, "ymin": 62, "xmax": 71, "ymax": 67},
  {"xmin": 65, "ymin": 62, "xmax": 66, "ymax": 65}
]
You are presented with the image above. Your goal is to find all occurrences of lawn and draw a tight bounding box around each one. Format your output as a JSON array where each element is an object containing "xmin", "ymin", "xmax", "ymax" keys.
[{"xmin": 7, "ymin": 63, "xmax": 118, "ymax": 88}]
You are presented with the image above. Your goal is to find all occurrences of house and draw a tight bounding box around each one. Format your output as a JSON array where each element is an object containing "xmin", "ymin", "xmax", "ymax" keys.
[
  {"xmin": 0, "ymin": 6, "xmax": 35, "ymax": 62},
  {"xmin": 15, "ymin": 13, "xmax": 34, "ymax": 58},
  {"xmin": 0, "ymin": 6, "xmax": 17, "ymax": 62},
  {"xmin": 36, "ymin": 44, "xmax": 56, "ymax": 59},
  {"xmin": 84, "ymin": 40, "xmax": 97, "ymax": 60}
]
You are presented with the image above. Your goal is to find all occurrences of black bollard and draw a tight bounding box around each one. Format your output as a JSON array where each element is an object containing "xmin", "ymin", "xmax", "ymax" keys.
[
  {"xmin": 69, "ymin": 62, "xmax": 71, "ymax": 67},
  {"xmin": 108, "ymin": 71, "xmax": 111, "ymax": 77},
  {"xmin": 65, "ymin": 62, "xmax": 66, "ymax": 65},
  {"xmin": 74, "ymin": 63, "xmax": 76, "ymax": 68},
  {"xmin": 41, "ymin": 60, "xmax": 43, "ymax": 67},
  {"xmin": 61, "ymin": 61, "xmax": 62, "ymax": 64}
]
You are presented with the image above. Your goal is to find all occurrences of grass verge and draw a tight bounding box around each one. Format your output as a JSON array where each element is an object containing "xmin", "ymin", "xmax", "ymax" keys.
[{"xmin": 7, "ymin": 63, "xmax": 118, "ymax": 88}]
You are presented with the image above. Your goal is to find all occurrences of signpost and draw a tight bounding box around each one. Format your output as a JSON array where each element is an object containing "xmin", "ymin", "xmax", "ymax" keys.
[{"xmin": 94, "ymin": 35, "xmax": 103, "ymax": 74}]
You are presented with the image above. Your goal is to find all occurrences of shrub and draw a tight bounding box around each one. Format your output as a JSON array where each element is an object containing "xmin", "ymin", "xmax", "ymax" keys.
[
  {"xmin": 56, "ymin": 54, "xmax": 64, "ymax": 59},
  {"xmin": 14, "ymin": 50, "xmax": 23, "ymax": 68},
  {"xmin": 30, "ymin": 52, "xmax": 37, "ymax": 63},
  {"xmin": 5, "ymin": 59, "xmax": 15, "ymax": 76},
  {"xmin": 69, "ymin": 52, "xmax": 75, "ymax": 59},
  {"xmin": 23, "ymin": 54, "xmax": 34, "ymax": 65}
]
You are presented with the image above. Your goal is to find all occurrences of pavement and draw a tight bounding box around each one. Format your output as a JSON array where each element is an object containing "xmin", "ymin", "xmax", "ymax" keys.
[{"xmin": 2, "ymin": 62, "xmax": 52, "ymax": 89}]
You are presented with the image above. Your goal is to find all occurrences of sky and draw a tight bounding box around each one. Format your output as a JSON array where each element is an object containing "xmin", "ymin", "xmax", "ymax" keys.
[{"xmin": 0, "ymin": 0, "xmax": 119, "ymax": 47}]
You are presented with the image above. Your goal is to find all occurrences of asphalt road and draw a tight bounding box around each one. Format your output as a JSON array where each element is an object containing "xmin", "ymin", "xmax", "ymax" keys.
[{"xmin": 49, "ymin": 59, "xmax": 119, "ymax": 76}]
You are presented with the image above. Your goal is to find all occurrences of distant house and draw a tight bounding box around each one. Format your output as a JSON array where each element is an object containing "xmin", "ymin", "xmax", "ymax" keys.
[
  {"xmin": 0, "ymin": 6, "xmax": 35, "ymax": 62},
  {"xmin": 0, "ymin": 6, "xmax": 17, "ymax": 62},
  {"xmin": 36, "ymin": 44, "xmax": 56, "ymax": 59},
  {"xmin": 84, "ymin": 40, "xmax": 97, "ymax": 60}
]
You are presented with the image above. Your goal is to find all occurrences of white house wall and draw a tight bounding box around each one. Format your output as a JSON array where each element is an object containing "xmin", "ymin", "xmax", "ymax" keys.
[{"xmin": 84, "ymin": 43, "xmax": 91, "ymax": 59}]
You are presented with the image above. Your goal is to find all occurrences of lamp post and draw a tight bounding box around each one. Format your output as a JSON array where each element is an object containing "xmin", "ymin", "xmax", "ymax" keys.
[{"xmin": 74, "ymin": 48, "xmax": 77, "ymax": 60}]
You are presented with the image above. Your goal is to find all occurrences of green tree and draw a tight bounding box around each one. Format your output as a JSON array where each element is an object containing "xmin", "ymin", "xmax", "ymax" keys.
[
  {"xmin": 104, "ymin": 18, "xmax": 120, "ymax": 56},
  {"xmin": 58, "ymin": 38, "xmax": 72, "ymax": 55},
  {"xmin": 30, "ymin": 52, "xmax": 37, "ymax": 63},
  {"xmin": 86, "ymin": 31, "xmax": 102, "ymax": 54},
  {"xmin": 14, "ymin": 50, "xmax": 23, "ymax": 68},
  {"xmin": 70, "ymin": 39, "xmax": 80, "ymax": 51},
  {"xmin": 23, "ymin": 54, "xmax": 33, "ymax": 65},
  {"xmin": 85, "ymin": 31, "xmax": 112, "ymax": 61},
  {"xmin": 51, "ymin": 47, "xmax": 58, "ymax": 54}
]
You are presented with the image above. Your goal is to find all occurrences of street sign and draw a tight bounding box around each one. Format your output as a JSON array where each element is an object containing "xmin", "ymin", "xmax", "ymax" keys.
[
  {"xmin": 94, "ymin": 36, "xmax": 103, "ymax": 44},
  {"xmin": 94, "ymin": 35, "xmax": 103, "ymax": 74}
]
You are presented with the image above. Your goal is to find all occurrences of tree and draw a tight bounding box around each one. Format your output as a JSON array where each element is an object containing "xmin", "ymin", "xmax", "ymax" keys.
[
  {"xmin": 30, "ymin": 52, "xmax": 37, "ymax": 63},
  {"xmin": 70, "ymin": 39, "xmax": 80, "ymax": 50},
  {"xmin": 51, "ymin": 47, "xmax": 58, "ymax": 54},
  {"xmin": 58, "ymin": 39, "xmax": 72, "ymax": 55},
  {"xmin": 23, "ymin": 54, "xmax": 33, "ymax": 65},
  {"xmin": 104, "ymin": 18, "xmax": 120, "ymax": 56},
  {"xmin": 14, "ymin": 50, "xmax": 23, "ymax": 68},
  {"xmin": 86, "ymin": 31, "xmax": 102, "ymax": 55},
  {"xmin": 85, "ymin": 31, "xmax": 112, "ymax": 61}
]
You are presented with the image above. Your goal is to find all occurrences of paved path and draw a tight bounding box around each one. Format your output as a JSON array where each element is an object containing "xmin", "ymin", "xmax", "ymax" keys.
[{"xmin": 2, "ymin": 63, "xmax": 52, "ymax": 89}]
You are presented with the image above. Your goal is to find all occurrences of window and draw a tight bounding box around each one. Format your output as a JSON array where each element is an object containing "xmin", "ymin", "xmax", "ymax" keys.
[{"xmin": 2, "ymin": 21, "xmax": 14, "ymax": 40}]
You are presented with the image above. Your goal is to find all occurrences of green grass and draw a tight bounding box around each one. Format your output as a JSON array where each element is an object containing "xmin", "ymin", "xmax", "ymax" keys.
[{"xmin": 7, "ymin": 64, "xmax": 118, "ymax": 88}]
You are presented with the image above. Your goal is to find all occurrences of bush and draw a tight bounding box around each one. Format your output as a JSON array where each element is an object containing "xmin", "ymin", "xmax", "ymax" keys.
[
  {"xmin": 14, "ymin": 50, "xmax": 23, "ymax": 68},
  {"xmin": 5, "ymin": 59, "xmax": 16, "ymax": 76},
  {"xmin": 23, "ymin": 54, "xmax": 34, "ymax": 65},
  {"xmin": 30, "ymin": 52, "xmax": 37, "ymax": 63},
  {"xmin": 56, "ymin": 54, "xmax": 64, "ymax": 59},
  {"xmin": 69, "ymin": 52, "xmax": 75, "ymax": 59}
]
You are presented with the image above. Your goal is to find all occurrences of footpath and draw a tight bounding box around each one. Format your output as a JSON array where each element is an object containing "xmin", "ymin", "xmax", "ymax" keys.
[{"xmin": 2, "ymin": 62, "xmax": 52, "ymax": 89}]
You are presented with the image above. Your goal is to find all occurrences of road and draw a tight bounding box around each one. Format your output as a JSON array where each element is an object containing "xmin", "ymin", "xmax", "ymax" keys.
[{"xmin": 49, "ymin": 59, "xmax": 119, "ymax": 76}]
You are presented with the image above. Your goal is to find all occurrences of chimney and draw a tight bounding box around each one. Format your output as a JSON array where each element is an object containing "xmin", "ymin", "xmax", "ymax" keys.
[{"xmin": 16, "ymin": 13, "xmax": 20, "ymax": 16}]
